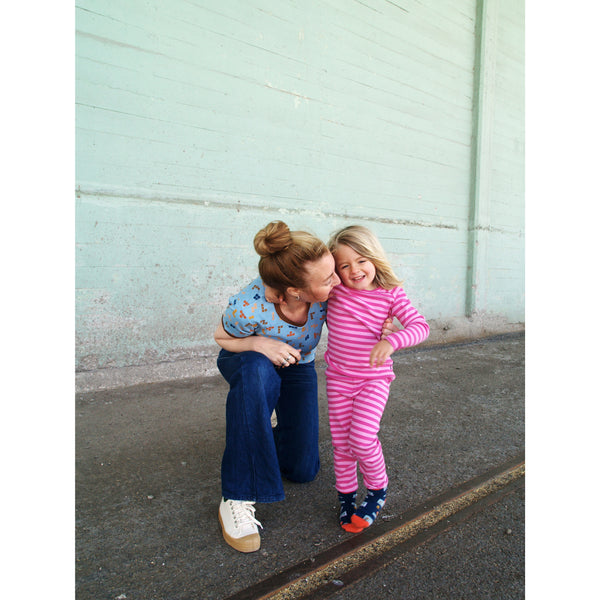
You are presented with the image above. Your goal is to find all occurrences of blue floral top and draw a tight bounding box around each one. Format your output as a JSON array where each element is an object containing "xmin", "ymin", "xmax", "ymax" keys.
[{"xmin": 222, "ymin": 278, "xmax": 328, "ymax": 364}]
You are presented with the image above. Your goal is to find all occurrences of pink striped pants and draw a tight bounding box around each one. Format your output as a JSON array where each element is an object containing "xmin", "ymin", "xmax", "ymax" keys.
[{"xmin": 326, "ymin": 375, "xmax": 392, "ymax": 493}]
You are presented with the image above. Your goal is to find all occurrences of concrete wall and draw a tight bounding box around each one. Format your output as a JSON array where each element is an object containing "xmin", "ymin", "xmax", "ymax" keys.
[{"xmin": 75, "ymin": 0, "xmax": 524, "ymax": 390}]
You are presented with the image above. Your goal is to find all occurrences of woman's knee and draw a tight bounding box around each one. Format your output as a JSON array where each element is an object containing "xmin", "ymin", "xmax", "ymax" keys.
[
  {"xmin": 283, "ymin": 456, "xmax": 320, "ymax": 483},
  {"xmin": 219, "ymin": 350, "xmax": 276, "ymax": 383},
  {"xmin": 240, "ymin": 351, "xmax": 276, "ymax": 375},
  {"xmin": 277, "ymin": 426, "xmax": 320, "ymax": 483}
]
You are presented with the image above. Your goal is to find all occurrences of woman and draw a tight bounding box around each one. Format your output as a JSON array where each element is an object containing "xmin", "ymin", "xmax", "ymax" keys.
[{"xmin": 214, "ymin": 220, "xmax": 391, "ymax": 553}]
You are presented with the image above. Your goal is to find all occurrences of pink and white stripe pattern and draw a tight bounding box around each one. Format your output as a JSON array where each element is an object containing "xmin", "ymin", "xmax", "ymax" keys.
[
  {"xmin": 324, "ymin": 284, "xmax": 429, "ymax": 493},
  {"xmin": 324, "ymin": 285, "xmax": 430, "ymax": 380},
  {"xmin": 327, "ymin": 377, "xmax": 392, "ymax": 492}
]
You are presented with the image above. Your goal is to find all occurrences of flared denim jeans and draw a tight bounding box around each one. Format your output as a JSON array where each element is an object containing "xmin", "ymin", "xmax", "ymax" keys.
[{"xmin": 217, "ymin": 349, "xmax": 320, "ymax": 503}]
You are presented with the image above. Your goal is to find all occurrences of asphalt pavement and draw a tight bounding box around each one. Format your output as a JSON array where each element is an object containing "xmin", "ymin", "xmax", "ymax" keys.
[{"xmin": 76, "ymin": 333, "xmax": 525, "ymax": 600}]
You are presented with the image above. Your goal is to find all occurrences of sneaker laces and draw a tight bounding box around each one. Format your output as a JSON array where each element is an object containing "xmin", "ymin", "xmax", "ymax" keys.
[{"xmin": 230, "ymin": 500, "xmax": 263, "ymax": 529}]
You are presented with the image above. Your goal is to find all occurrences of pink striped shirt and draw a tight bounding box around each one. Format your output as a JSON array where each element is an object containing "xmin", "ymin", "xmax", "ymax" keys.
[{"xmin": 324, "ymin": 284, "xmax": 429, "ymax": 379}]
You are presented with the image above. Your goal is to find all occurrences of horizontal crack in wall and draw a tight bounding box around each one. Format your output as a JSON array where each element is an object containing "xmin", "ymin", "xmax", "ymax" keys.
[{"xmin": 76, "ymin": 188, "xmax": 458, "ymax": 230}]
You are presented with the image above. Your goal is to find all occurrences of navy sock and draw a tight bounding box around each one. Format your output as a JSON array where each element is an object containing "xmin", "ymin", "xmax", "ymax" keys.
[
  {"xmin": 352, "ymin": 487, "xmax": 387, "ymax": 528},
  {"xmin": 338, "ymin": 491, "xmax": 357, "ymax": 526}
]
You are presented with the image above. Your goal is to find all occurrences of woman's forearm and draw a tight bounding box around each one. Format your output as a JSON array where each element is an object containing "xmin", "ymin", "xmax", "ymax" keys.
[
  {"xmin": 214, "ymin": 321, "xmax": 260, "ymax": 353},
  {"xmin": 214, "ymin": 320, "xmax": 302, "ymax": 365}
]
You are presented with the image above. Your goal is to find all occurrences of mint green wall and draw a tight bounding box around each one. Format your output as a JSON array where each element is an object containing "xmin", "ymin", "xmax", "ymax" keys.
[
  {"xmin": 76, "ymin": 0, "xmax": 524, "ymax": 373},
  {"xmin": 467, "ymin": 0, "xmax": 525, "ymax": 321}
]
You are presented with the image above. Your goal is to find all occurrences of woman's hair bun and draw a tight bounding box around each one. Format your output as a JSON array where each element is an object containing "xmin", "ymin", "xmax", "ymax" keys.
[{"xmin": 254, "ymin": 221, "xmax": 293, "ymax": 257}]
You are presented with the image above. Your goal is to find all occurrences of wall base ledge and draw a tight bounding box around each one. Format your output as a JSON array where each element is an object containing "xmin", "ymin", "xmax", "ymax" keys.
[{"xmin": 76, "ymin": 317, "xmax": 525, "ymax": 393}]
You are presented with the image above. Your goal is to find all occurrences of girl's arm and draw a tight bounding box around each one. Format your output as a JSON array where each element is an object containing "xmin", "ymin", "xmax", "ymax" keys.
[
  {"xmin": 214, "ymin": 320, "xmax": 301, "ymax": 366},
  {"xmin": 370, "ymin": 289, "xmax": 429, "ymax": 367}
]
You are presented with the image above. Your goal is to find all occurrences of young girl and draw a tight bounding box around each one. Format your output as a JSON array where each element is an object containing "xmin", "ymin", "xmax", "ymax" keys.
[{"xmin": 324, "ymin": 225, "xmax": 429, "ymax": 533}]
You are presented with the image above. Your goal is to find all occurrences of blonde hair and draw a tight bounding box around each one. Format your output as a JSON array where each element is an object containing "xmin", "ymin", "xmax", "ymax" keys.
[
  {"xmin": 254, "ymin": 221, "xmax": 329, "ymax": 294},
  {"xmin": 328, "ymin": 225, "xmax": 403, "ymax": 289}
]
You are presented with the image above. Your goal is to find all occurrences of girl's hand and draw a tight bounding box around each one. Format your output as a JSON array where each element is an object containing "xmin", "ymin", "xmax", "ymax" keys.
[
  {"xmin": 381, "ymin": 317, "xmax": 399, "ymax": 340},
  {"xmin": 264, "ymin": 284, "xmax": 284, "ymax": 304},
  {"xmin": 370, "ymin": 340, "xmax": 394, "ymax": 367},
  {"xmin": 254, "ymin": 336, "xmax": 301, "ymax": 368}
]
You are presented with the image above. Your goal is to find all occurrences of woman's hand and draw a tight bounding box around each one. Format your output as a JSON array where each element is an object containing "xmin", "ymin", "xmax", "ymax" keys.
[
  {"xmin": 214, "ymin": 321, "xmax": 300, "ymax": 367},
  {"xmin": 253, "ymin": 336, "xmax": 302, "ymax": 368},
  {"xmin": 370, "ymin": 340, "xmax": 394, "ymax": 367},
  {"xmin": 381, "ymin": 317, "xmax": 399, "ymax": 340}
]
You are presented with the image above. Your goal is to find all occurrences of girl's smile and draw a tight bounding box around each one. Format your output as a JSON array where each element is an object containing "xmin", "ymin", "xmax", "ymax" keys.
[{"xmin": 333, "ymin": 244, "xmax": 377, "ymax": 291}]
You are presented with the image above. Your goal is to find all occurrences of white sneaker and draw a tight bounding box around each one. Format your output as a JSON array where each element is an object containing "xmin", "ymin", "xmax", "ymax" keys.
[{"xmin": 218, "ymin": 497, "xmax": 262, "ymax": 553}]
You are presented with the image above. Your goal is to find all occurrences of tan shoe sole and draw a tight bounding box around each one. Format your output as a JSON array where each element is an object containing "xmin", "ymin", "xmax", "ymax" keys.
[{"xmin": 218, "ymin": 509, "xmax": 260, "ymax": 553}]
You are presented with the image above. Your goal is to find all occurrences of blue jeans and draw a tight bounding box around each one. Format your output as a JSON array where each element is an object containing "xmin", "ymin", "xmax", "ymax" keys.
[{"xmin": 217, "ymin": 349, "xmax": 320, "ymax": 503}]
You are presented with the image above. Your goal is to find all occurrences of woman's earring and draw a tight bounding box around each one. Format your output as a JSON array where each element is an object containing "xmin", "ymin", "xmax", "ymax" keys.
[{"xmin": 296, "ymin": 295, "xmax": 300, "ymax": 301}]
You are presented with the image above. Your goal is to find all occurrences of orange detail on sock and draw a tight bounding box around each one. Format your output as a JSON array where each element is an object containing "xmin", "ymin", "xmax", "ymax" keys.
[
  {"xmin": 341, "ymin": 521, "xmax": 364, "ymax": 533},
  {"xmin": 351, "ymin": 514, "xmax": 370, "ymax": 529}
]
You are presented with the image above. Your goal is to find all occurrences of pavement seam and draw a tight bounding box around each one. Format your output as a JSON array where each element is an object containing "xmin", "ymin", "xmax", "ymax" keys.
[
  {"xmin": 225, "ymin": 458, "xmax": 524, "ymax": 600},
  {"xmin": 306, "ymin": 475, "xmax": 525, "ymax": 599}
]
